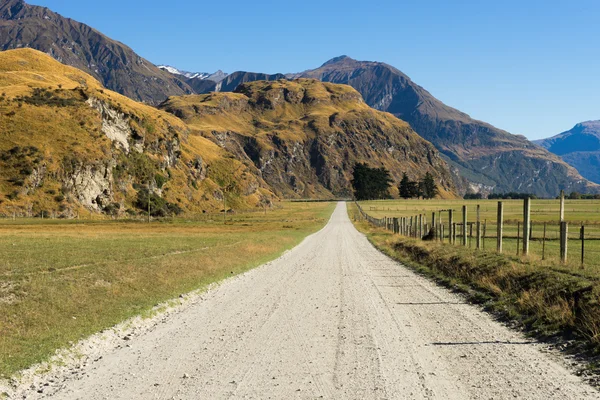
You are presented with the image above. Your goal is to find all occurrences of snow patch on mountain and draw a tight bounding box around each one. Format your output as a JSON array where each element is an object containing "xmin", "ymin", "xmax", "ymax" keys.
[
  {"xmin": 158, "ymin": 65, "xmax": 228, "ymax": 82},
  {"xmin": 158, "ymin": 65, "xmax": 210, "ymax": 79}
]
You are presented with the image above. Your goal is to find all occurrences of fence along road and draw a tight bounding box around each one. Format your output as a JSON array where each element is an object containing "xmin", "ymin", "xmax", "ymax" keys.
[
  {"xmin": 358, "ymin": 194, "xmax": 600, "ymax": 267},
  {"xmin": 31, "ymin": 203, "xmax": 595, "ymax": 399}
]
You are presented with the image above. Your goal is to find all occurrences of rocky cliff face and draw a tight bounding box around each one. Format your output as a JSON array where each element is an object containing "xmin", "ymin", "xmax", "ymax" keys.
[
  {"xmin": 0, "ymin": 49, "xmax": 270, "ymax": 217},
  {"xmin": 0, "ymin": 0, "xmax": 193, "ymax": 104},
  {"xmin": 298, "ymin": 56, "xmax": 599, "ymax": 197},
  {"xmin": 160, "ymin": 79, "xmax": 458, "ymax": 198},
  {"xmin": 536, "ymin": 121, "xmax": 600, "ymax": 184}
]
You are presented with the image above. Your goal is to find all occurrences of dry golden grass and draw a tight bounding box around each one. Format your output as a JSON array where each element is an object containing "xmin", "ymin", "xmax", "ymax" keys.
[
  {"xmin": 0, "ymin": 49, "xmax": 271, "ymax": 215},
  {"xmin": 163, "ymin": 79, "xmax": 409, "ymax": 145},
  {"xmin": 0, "ymin": 201, "xmax": 335, "ymax": 377}
]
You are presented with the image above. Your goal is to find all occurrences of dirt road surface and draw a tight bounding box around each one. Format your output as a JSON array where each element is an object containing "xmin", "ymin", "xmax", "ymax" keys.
[{"xmin": 28, "ymin": 203, "xmax": 598, "ymax": 399}]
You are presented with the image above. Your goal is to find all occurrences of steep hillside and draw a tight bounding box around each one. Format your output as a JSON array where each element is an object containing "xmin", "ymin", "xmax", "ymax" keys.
[
  {"xmin": 298, "ymin": 56, "xmax": 599, "ymax": 197},
  {"xmin": 0, "ymin": 49, "xmax": 271, "ymax": 217},
  {"xmin": 160, "ymin": 79, "xmax": 457, "ymax": 198},
  {"xmin": 0, "ymin": 0, "xmax": 193, "ymax": 104},
  {"xmin": 536, "ymin": 121, "xmax": 600, "ymax": 184}
]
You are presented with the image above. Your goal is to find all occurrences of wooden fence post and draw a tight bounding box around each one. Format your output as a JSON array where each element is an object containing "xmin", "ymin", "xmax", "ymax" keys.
[
  {"xmin": 448, "ymin": 209, "xmax": 454, "ymax": 244},
  {"xmin": 431, "ymin": 212, "xmax": 437, "ymax": 239},
  {"xmin": 523, "ymin": 197, "xmax": 531, "ymax": 256},
  {"xmin": 439, "ymin": 212, "xmax": 444, "ymax": 242},
  {"xmin": 452, "ymin": 223, "xmax": 457, "ymax": 244},
  {"xmin": 469, "ymin": 223, "xmax": 473, "ymax": 248},
  {"xmin": 517, "ymin": 221, "xmax": 521, "ymax": 256},
  {"xmin": 483, "ymin": 220, "xmax": 487, "ymax": 250},
  {"xmin": 462, "ymin": 205, "xmax": 467, "ymax": 246},
  {"xmin": 476, "ymin": 205, "xmax": 481, "ymax": 250},
  {"xmin": 560, "ymin": 221, "xmax": 568, "ymax": 263},
  {"xmin": 415, "ymin": 215, "xmax": 418, "ymax": 237},
  {"xmin": 560, "ymin": 190, "xmax": 565, "ymax": 222},
  {"xmin": 542, "ymin": 222, "xmax": 547, "ymax": 260},
  {"xmin": 581, "ymin": 225, "xmax": 585, "ymax": 268},
  {"xmin": 497, "ymin": 201, "xmax": 503, "ymax": 253}
]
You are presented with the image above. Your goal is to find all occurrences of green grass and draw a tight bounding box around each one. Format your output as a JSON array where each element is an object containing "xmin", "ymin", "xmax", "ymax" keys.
[
  {"xmin": 356, "ymin": 199, "xmax": 600, "ymax": 270},
  {"xmin": 0, "ymin": 201, "xmax": 335, "ymax": 377}
]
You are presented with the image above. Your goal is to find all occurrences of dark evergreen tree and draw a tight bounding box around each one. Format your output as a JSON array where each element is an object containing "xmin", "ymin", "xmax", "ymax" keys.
[
  {"xmin": 399, "ymin": 172, "xmax": 421, "ymax": 199},
  {"xmin": 399, "ymin": 173, "xmax": 410, "ymax": 199},
  {"xmin": 419, "ymin": 172, "xmax": 438, "ymax": 199},
  {"xmin": 351, "ymin": 163, "xmax": 393, "ymax": 200},
  {"xmin": 407, "ymin": 180, "xmax": 420, "ymax": 198}
]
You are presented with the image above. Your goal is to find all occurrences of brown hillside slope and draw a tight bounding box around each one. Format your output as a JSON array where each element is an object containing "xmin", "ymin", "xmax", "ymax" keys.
[
  {"xmin": 160, "ymin": 79, "xmax": 458, "ymax": 199},
  {"xmin": 299, "ymin": 56, "xmax": 600, "ymax": 197},
  {"xmin": 0, "ymin": 49, "xmax": 271, "ymax": 217},
  {"xmin": 0, "ymin": 0, "xmax": 193, "ymax": 104}
]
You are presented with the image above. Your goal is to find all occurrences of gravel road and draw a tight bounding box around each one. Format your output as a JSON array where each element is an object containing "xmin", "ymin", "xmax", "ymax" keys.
[{"xmin": 29, "ymin": 202, "xmax": 598, "ymax": 399}]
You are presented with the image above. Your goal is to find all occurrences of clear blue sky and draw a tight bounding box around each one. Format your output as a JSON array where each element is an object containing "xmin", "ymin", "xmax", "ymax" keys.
[{"xmin": 31, "ymin": 0, "xmax": 600, "ymax": 140}]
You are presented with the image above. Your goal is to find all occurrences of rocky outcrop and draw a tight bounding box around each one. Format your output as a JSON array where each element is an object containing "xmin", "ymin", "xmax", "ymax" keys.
[
  {"xmin": 0, "ymin": 49, "xmax": 274, "ymax": 217},
  {"xmin": 87, "ymin": 98, "xmax": 133, "ymax": 152},
  {"xmin": 161, "ymin": 79, "xmax": 458, "ymax": 199},
  {"xmin": 62, "ymin": 161, "xmax": 114, "ymax": 210}
]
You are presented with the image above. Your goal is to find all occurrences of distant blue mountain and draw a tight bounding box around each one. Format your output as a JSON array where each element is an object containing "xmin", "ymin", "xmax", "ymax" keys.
[{"xmin": 535, "ymin": 121, "xmax": 600, "ymax": 184}]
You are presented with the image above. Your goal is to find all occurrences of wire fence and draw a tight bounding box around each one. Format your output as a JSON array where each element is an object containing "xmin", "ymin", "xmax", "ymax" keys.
[{"xmin": 355, "ymin": 197, "xmax": 600, "ymax": 268}]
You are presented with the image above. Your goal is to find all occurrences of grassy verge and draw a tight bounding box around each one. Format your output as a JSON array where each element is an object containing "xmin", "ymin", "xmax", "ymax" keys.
[
  {"xmin": 348, "ymin": 203, "xmax": 600, "ymax": 366},
  {"xmin": 357, "ymin": 199, "xmax": 600, "ymax": 267},
  {"xmin": 0, "ymin": 202, "xmax": 335, "ymax": 377}
]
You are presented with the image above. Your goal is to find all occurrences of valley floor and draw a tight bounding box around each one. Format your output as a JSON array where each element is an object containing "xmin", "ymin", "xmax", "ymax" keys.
[{"xmin": 9, "ymin": 203, "xmax": 598, "ymax": 399}]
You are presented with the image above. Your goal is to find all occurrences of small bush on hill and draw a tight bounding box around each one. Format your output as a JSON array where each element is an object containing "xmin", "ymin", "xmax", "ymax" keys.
[
  {"xmin": 135, "ymin": 189, "xmax": 182, "ymax": 217},
  {"xmin": 15, "ymin": 88, "xmax": 79, "ymax": 107}
]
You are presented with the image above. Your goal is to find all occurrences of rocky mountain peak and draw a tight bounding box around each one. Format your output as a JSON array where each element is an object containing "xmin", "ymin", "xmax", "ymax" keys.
[
  {"xmin": 320, "ymin": 55, "xmax": 354, "ymax": 67},
  {"xmin": 0, "ymin": 0, "xmax": 26, "ymax": 18},
  {"xmin": 573, "ymin": 120, "xmax": 600, "ymax": 135},
  {"xmin": 536, "ymin": 120, "xmax": 600, "ymax": 184}
]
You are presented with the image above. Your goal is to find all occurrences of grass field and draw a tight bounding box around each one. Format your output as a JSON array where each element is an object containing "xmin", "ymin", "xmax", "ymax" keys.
[
  {"xmin": 356, "ymin": 199, "xmax": 600, "ymax": 270},
  {"xmin": 0, "ymin": 202, "xmax": 335, "ymax": 378}
]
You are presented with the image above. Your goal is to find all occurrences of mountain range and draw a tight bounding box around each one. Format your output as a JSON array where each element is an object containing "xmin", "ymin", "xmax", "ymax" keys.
[
  {"xmin": 291, "ymin": 56, "xmax": 597, "ymax": 197},
  {"xmin": 157, "ymin": 66, "xmax": 229, "ymax": 83},
  {"xmin": 0, "ymin": 49, "xmax": 457, "ymax": 217},
  {"xmin": 0, "ymin": 0, "xmax": 598, "ymax": 200},
  {"xmin": 535, "ymin": 121, "xmax": 600, "ymax": 185}
]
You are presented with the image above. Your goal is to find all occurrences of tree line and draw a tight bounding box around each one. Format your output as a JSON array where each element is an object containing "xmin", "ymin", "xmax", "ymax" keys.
[
  {"xmin": 350, "ymin": 163, "xmax": 600, "ymax": 201},
  {"xmin": 351, "ymin": 163, "xmax": 439, "ymax": 200}
]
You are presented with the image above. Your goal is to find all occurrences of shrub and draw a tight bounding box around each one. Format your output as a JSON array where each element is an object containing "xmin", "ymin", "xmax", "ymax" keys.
[
  {"xmin": 154, "ymin": 173, "xmax": 168, "ymax": 189},
  {"xmin": 15, "ymin": 88, "xmax": 78, "ymax": 107},
  {"xmin": 135, "ymin": 189, "xmax": 182, "ymax": 217},
  {"xmin": 103, "ymin": 203, "xmax": 121, "ymax": 216}
]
